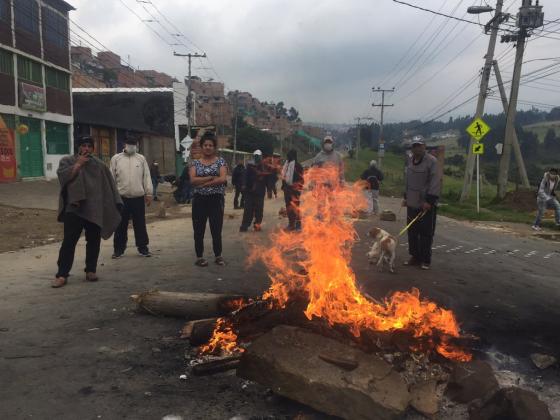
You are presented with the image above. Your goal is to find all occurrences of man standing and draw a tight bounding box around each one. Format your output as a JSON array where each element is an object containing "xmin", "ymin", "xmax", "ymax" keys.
[
  {"xmin": 110, "ymin": 137, "xmax": 153, "ymax": 258},
  {"xmin": 150, "ymin": 159, "xmax": 161, "ymax": 201},
  {"xmin": 312, "ymin": 135, "xmax": 345, "ymax": 185},
  {"xmin": 360, "ymin": 159, "xmax": 384, "ymax": 216},
  {"xmin": 532, "ymin": 168, "xmax": 560, "ymax": 231},
  {"xmin": 53, "ymin": 136, "xmax": 122, "ymax": 288},
  {"xmin": 403, "ymin": 139, "xmax": 441, "ymax": 270},
  {"xmin": 240, "ymin": 150, "xmax": 270, "ymax": 232},
  {"xmin": 231, "ymin": 160, "xmax": 245, "ymax": 209}
]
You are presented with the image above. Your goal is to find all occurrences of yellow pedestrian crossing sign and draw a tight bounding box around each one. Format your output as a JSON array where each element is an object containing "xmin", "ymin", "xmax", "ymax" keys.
[
  {"xmin": 473, "ymin": 143, "xmax": 484, "ymax": 155},
  {"xmin": 466, "ymin": 117, "xmax": 491, "ymax": 142}
]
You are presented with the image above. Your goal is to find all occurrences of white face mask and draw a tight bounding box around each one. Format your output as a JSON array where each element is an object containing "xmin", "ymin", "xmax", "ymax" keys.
[
  {"xmin": 323, "ymin": 143, "xmax": 333, "ymax": 152},
  {"xmin": 125, "ymin": 145, "xmax": 137, "ymax": 155}
]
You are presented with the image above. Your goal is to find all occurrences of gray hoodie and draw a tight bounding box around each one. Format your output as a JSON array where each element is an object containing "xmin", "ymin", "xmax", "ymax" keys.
[
  {"xmin": 404, "ymin": 152, "xmax": 441, "ymax": 209},
  {"xmin": 537, "ymin": 172, "xmax": 559, "ymax": 202}
]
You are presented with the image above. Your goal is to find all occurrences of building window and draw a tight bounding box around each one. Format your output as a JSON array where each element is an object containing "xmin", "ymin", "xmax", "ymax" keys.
[
  {"xmin": 0, "ymin": 49, "xmax": 13, "ymax": 76},
  {"xmin": 46, "ymin": 121, "xmax": 69, "ymax": 155},
  {"xmin": 0, "ymin": 0, "xmax": 10, "ymax": 23},
  {"xmin": 42, "ymin": 7, "xmax": 68, "ymax": 49},
  {"xmin": 17, "ymin": 56, "xmax": 42, "ymax": 84},
  {"xmin": 14, "ymin": 0, "xmax": 39, "ymax": 34},
  {"xmin": 46, "ymin": 67, "xmax": 69, "ymax": 91}
]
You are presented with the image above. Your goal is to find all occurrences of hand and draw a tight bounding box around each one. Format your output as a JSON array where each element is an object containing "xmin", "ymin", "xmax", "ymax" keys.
[
  {"xmin": 401, "ymin": 199, "xmax": 407, "ymax": 207},
  {"xmin": 145, "ymin": 196, "xmax": 152, "ymax": 207},
  {"xmin": 422, "ymin": 202, "xmax": 432, "ymax": 211},
  {"xmin": 76, "ymin": 153, "xmax": 90, "ymax": 167}
]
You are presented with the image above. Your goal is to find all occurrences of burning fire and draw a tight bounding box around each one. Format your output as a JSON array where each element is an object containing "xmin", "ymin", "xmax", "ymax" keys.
[
  {"xmin": 199, "ymin": 318, "xmax": 244, "ymax": 355},
  {"xmin": 203, "ymin": 166, "xmax": 471, "ymax": 362}
]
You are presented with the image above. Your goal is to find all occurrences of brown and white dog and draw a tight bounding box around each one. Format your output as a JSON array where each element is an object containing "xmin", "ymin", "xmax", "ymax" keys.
[{"xmin": 367, "ymin": 227, "xmax": 397, "ymax": 273}]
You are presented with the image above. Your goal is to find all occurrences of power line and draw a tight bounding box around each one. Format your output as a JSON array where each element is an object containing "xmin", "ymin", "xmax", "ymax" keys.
[{"xmin": 392, "ymin": 0, "xmax": 485, "ymax": 27}]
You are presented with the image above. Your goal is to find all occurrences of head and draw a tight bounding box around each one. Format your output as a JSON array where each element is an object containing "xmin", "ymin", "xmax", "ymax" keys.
[
  {"xmin": 152, "ymin": 159, "xmax": 158, "ymax": 166},
  {"xmin": 323, "ymin": 136, "xmax": 334, "ymax": 153},
  {"xmin": 287, "ymin": 149, "xmax": 297, "ymax": 162},
  {"xmin": 253, "ymin": 149, "xmax": 263, "ymax": 163},
  {"xmin": 200, "ymin": 132, "xmax": 217, "ymax": 157},
  {"xmin": 411, "ymin": 139, "xmax": 426, "ymax": 159},
  {"xmin": 76, "ymin": 136, "xmax": 94, "ymax": 156},
  {"xmin": 369, "ymin": 159, "xmax": 377, "ymax": 168},
  {"xmin": 368, "ymin": 227, "xmax": 383, "ymax": 241},
  {"xmin": 124, "ymin": 137, "xmax": 138, "ymax": 155},
  {"xmin": 236, "ymin": 160, "xmax": 244, "ymax": 167},
  {"xmin": 549, "ymin": 168, "xmax": 559, "ymax": 180}
]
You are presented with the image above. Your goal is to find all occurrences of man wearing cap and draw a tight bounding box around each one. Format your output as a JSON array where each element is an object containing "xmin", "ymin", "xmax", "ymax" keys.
[
  {"xmin": 240, "ymin": 149, "xmax": 271, "ymax": 232},
  {"xmin": 312, "ymin": 135, "xmax": 345, "ymax": 185},
  {"xmin": 110, "ymin": 137, "xmax": 153, "ymax": 258},
  {"xmin": 402, "ymin": 139, "xmax": 441, "ymax": 270},
  {"xmin": 53, "ymin": 136, "xmax": 122, "ymax": 288},
  {"xmin": 360, "ymin": 160, "xmax": 384, "ymax": 216}
]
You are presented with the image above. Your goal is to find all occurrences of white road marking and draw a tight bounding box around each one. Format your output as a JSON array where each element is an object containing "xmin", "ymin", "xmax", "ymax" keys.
[
  {"xmin": 431, "ymin": 245, "xmax": 447, "ymax": 250},
  {"xmin": 524, "ymin": 251, "xmax": 537, "ymax": 258},
  {"xmin": 506, "ymin": 249, "xmax": 520, "ymax": 256},
  {"xmin": 447, "ymin": 246, "xmax": 463, "ymax": 253},
  {"xmin": 544, "ymin": 252, "xmax": 557, "ymax": 259},
  {"xmin": 465, "ymin": 247, "xmax": 482, "ymax": 254},
  {"xmin": 484, "ymin": 250, "xmax": 496, "ymax": 255}
]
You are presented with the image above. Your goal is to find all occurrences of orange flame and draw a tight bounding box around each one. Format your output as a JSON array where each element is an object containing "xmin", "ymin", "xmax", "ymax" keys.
[
  {"xmin": 199, "ymin": 318, "xmax": 244, "ymax": 356},
  {"xmin": 202, "ymin": 166, "xmax": 471, "ymax": 362}
]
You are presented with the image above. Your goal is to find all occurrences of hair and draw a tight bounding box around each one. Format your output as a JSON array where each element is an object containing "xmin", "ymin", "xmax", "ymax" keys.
[
  {"xmin": 550, "ymin": 167, "xmax": 558, "ymax": 174},
  {"xmin": 287, "ymin": 149, "xmax": 297, "ymax": 162},
  {"xmin": 77, "ymin": 136, "xmax": 94, "ymax": 148},
  {"xmin": 200, "ymin": 131, "xmax": 217, "ymax": 149}
]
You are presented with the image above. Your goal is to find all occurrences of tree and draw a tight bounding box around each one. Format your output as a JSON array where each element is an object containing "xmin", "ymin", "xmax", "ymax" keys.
[
  {"xmin": 519, "ymin": 128, "xmax": 539, "ymax": 160},
  {"xmin": 288, "ymin": 107, "xmax": 299, "ymax": 122},
  {"xmin": 236, "ymin": 124, "xmax": 278, "ymax": 156},
  {"xmin": 543, "ymin": 128, "xmax": 560, "ymax": 154},
  {"xmin": 275, "ymin": 102, "xmax": 287, "ymax": 118}
]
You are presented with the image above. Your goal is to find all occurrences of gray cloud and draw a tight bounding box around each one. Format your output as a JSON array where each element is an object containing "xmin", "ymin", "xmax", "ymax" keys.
[{"xmin": 69, "ymin": 0, "xmax": 560, "ymax": 123}]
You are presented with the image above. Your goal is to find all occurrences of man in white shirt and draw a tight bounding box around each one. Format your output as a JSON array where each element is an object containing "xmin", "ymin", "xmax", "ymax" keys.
[{"xmin": 110, "ymin": 137, "xmax": 153, "ymax": 258}]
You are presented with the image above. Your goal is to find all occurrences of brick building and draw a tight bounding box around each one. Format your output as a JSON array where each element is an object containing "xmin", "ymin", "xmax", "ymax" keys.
[{"xmin": 0, "ymin": 0, "xmax": 74, "ymax": 181}]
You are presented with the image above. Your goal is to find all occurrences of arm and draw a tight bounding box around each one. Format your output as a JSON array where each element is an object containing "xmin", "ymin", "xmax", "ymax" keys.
[
  {"xmin": 189, "ymin": 163, "xmax": 217, "ymax": 186},
  {"xmin": 200, "ymin": 165, "xmax": 228, "ymax": 187},
  {"xmin": 142, "ymin": 157, "xmax": 153, "ymax": 197},
  {"xmin": 425, "ymin": 158, "xmax": 441, "ymax": 207}
]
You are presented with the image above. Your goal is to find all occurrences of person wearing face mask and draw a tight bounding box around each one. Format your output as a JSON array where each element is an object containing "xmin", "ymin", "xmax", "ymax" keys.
[
  {"xmin": 110, "ymin": 137, "xmax": 153, "ymax": 258},
  {"xmin": 281, "ymin": 149, "xmax": 304, "ymax": 231},
  {"xmin": 312, "ymin": 135, "xmax": 345, "ymax": 186},
  {"xmin": 532, "ymin": 168, "xmax": 560, "ymax": 231},
  {"xmin": 150, "ymin": 159, "xmax": 161, "ymax": 201}
]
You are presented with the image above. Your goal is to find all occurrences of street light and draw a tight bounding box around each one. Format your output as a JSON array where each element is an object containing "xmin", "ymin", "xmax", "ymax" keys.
[{"xmin": 467, "ymin": 5, "xmax": 494, "ymax": 14}]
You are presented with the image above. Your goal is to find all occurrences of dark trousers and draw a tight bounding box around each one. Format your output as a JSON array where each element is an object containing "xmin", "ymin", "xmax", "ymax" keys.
[
  {"xmin": 407, "ymin": 206, "xmax": 437, "ymax": 265},
  {"xmin": 233, "ymin": 186, "xmax": 244, "ymax": 209},
  {"xmin": 192, "ymin": 194, "xmax": 224, "ymax": 258},
  {"xmin": 151, "ymin": 177, "xmax": 159, "ymax": 198},
  {"xmin": 241, "ymin": 192, "xmax": 265, "ymax": 229},
  {"xmin": 56, "ymin": 213, "xmax": 101, "ymax": 278},
  {"xmin": 284, "ymin": 187, "xmax": 301, "ymax": 228},
  {"xmin": 114, "ymin": 196, "xmax": 149, "ymax": 253}
]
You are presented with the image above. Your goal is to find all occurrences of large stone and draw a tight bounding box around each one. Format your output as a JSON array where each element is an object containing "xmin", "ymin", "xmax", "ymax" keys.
[
  {"xmin": 410, "ymin": 379, "xmax": 439, "ymax": 417},
  {"xmin": 530, "ymin": 353, "xmax": 557, "ymax": 370},
  {"xmin": 446, "ymin": 361, "xmax": 499, "ymax": 404},
  {"xmin": 380, "ymin": 210, "xmax": 397, "ymax": 221},
  {"xmin": 469, "ymin": 387, "xmax": 552, "ymax": 420},
  {"xmin": 237, "ymin": 325, "xmax": 410, "ymax": 420}
]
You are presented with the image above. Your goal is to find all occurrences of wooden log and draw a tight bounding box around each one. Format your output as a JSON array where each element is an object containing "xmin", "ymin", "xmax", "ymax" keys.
[
  {"xmin": 130, "ymin": 291, "xmax": 246, "ymax": 319},
  {"xmin": 189, "ymin": 318, "xmax": 218, "ymax": 346},
  {"xmin": 191, "ymin": 355, "xmax": 242, "ymax": 376}
]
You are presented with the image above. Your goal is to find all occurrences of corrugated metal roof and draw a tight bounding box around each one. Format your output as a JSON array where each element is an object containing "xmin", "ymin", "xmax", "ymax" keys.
[{"xmin": 73, "ymin": 88, "xmax": 174, "ymax": 93}]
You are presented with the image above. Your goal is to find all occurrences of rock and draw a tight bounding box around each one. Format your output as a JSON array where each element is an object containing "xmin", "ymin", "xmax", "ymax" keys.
[
  {"xmin": 530, "ymin": 353, "xmax": 557, "ymax": 370},
  {"xmin": 469, "ymin": 387, "xmax": 552, "ymax": 420},
  {"xmin": 237, "ymin": 325, "xmax": 410, "ymax": 420},
  {"xmin": 410, "ymin": 379, "xmax": 439, "ymax": 417},
  {"xmin": 446, "ymin": 361, "xmax": 499, "ymax": 404},
  {"xmin": 380, "ymin": 210, "xmax": 396, "ymax": 221}
]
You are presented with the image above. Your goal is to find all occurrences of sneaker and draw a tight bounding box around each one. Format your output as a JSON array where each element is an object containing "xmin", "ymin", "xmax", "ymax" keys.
[
  {"xmin": 421, "ymin": 263, "xmax": 431, "ymax": 270},
  {"xmin": 112, "ymin": 251, "xmax": 124, "ymax": 259},
  {"xmin": 531, "ymin": 225, "xmax": 542, "ymax": 232},
  {"xmin": 404, "ymin": 257, "xmax": 420, "ymax": 266},
  {"xmin": 253, "ymin": 224, "xmax": 262, "ymax": 232},
  {"xmin": 138, "ymin": 249, "xmax": 152, "ymax": 257}
]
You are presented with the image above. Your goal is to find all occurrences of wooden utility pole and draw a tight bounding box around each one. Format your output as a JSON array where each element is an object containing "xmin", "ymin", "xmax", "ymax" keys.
[
  {"xmin": 460, "ymin": 0, "xmax": 504, "ymax": 202},
  {"xmin": 372, "ymin": 88, "xmax": 394, "ymax": 169},
  {"xmin": 492, "ymin": 60, "xmax": 530, "ymax": 188},
  {"xmin": 354, "ymin": 117, "xmax": 374, "ymax": 159}
]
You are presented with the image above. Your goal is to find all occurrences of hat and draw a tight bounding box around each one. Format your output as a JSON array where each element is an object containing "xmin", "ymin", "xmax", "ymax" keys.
[
  {"xmin": 411, "ymin": 137, "xmax": 425, "ymax": 146},
  {"xmin": 369, "ymin": 159, "xmax": 377, "ymax": 167},
  {"xmin": 124, "ymin": 136, "xmax": 137, "ymax": 145},
  {"xmin": 253, "ymin": 149, "xmax": 263, "ymax": 156},
  {"xmin": 76, "ymin": 135, "xmax": 94, "ymax": 148},
  {"xmin": 323, "ymin": 135, "xmax": 334, "ymax": 143}
]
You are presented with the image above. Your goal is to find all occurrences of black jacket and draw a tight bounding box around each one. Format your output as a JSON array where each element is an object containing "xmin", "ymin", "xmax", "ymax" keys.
[
  {"xmin": 360, "ymin": 167, "xmax": 384, "ymax": 190},
  {"xmin": 232, "ymin": 164, "xmax": 245, "ymax": 188}
]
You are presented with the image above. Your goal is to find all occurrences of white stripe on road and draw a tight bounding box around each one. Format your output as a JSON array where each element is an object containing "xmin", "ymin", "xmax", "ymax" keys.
[
  {"xmin": 465, "ymin": 247, "xmax": 482, "ymax": 254},
  {"xmin": 507, "ymin": 250, "xmax": 520, "ymax": 256},
  {"xmin": 544, "ymin": 252, "xmax": 557, "ymax": 259},
  {"xmin": 524, "ymin": 251, "xmax": 537, "ymax": 258},
  {"xmin": 431, "ymin": 245, "xmax": 447, "ymax": 250},
  {"xmin": 484, "ymin": 249, "xmax": 496, "ymax": 255},
  {"xmin": 447, "ymin": 246, "xmax": 463, "ymax": 253}
]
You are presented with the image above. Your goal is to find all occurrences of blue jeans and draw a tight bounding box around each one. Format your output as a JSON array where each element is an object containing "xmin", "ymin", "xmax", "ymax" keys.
[
  {"xmin": 534, "ymin": 198, "xmax": 560, "ymax": 226},
  {"xmin": 152, "ymin": 177, "xmax": 159, "ymax": 198}
]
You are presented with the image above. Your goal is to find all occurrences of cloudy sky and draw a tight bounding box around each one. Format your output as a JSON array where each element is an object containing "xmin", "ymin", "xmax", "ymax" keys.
[{"xmin": 67, "ymin": 0, "xmax": 560, "ymax": 124}]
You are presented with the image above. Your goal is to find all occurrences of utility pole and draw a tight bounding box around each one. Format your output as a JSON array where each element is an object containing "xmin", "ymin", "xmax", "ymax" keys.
[
  {"xmin": 232, "ymin": 92, "xmax": 239, "ymax": 163},
  {"xmin": 173, "ymin": 52, "xmax": 207, "ymax": 139},
  {"xmin": 354, "ymin": 117, "xmax": 374, "ymax": 160},
  {"xmin": 497, "ymin": 0, "xmax": 543, "ymax": 198},
  {"xmin": 460, "ymin": 0, "xmax": 506, "ymax": 202},
  {"xmin": 492, "ymin": 60, "xmax": 530, "ymax": 188},
  {"xmin": 372, "ymin": 88, "xmax": 394, "ymax": 169}
]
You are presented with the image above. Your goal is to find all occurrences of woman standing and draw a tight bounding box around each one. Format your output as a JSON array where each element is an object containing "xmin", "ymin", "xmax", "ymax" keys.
[
  {"xmin": 189, "ymin": 132, "xmax": 228, "ymax": 266},
  {"xmin": 281, "ymin": 149, "xmax": 304, "ymax": 231}
]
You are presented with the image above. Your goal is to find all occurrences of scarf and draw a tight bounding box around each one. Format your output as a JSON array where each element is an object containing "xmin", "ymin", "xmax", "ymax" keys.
[{"xmin": 282, "ymin": 160, "xmax": 296, "ymax": 186}]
